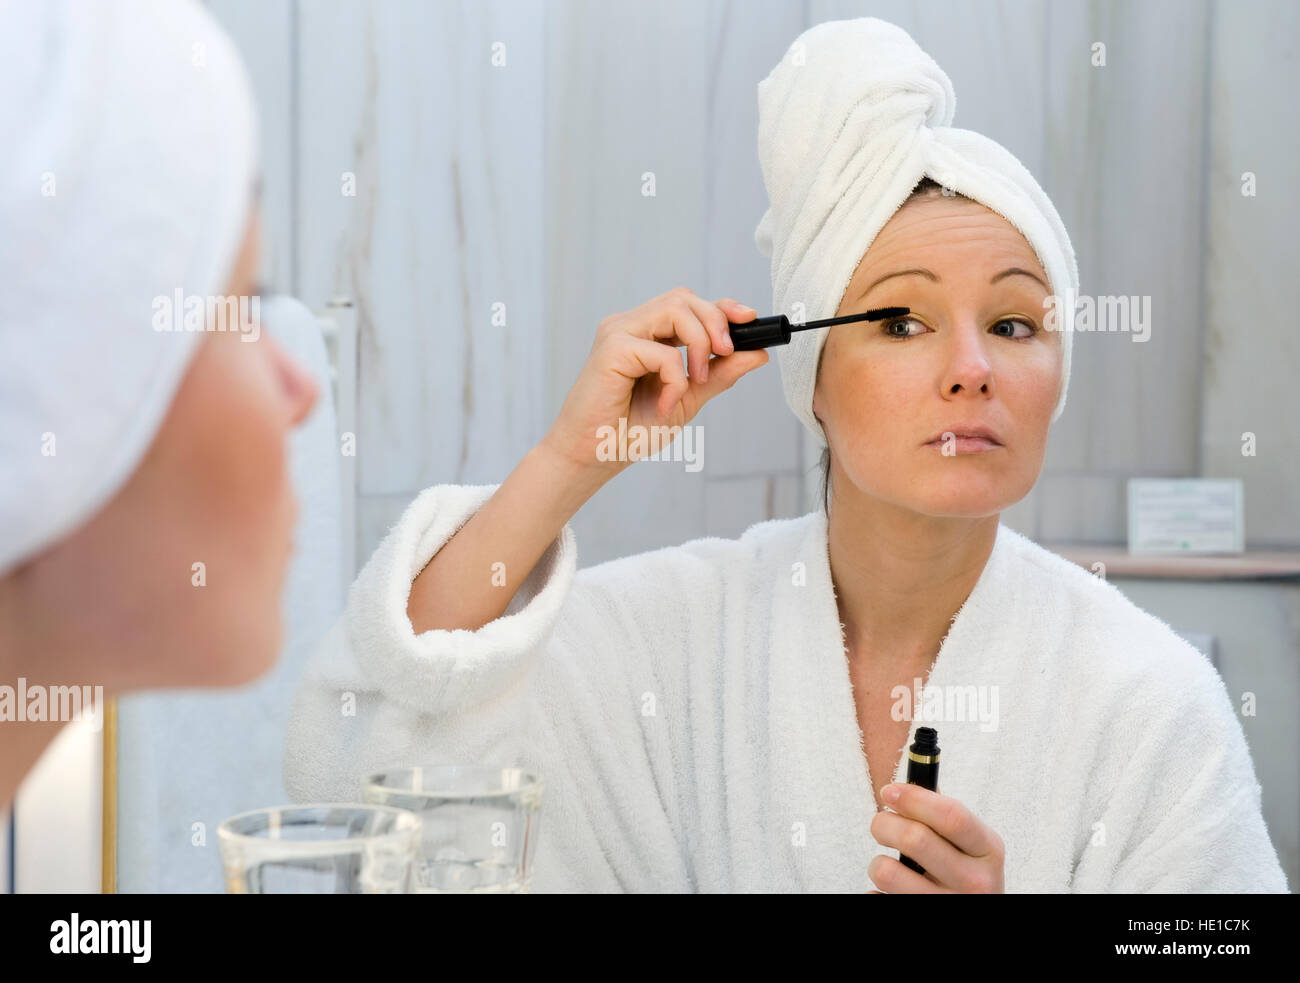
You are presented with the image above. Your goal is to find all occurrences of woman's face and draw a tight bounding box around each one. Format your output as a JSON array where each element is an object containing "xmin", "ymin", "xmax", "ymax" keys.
[
  {"xmin": 813, "ymin": 193, "xmax": 1061, "ymax": 517},
  {"xmin": 9, "ymin": 207, "xmax": 318, "ymax": 691}
]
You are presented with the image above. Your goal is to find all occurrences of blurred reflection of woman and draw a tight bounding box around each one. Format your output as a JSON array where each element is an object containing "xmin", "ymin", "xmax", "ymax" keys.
[{"xmin": 0, "ymin": 0, "xmax": 317, "ymax": 808}]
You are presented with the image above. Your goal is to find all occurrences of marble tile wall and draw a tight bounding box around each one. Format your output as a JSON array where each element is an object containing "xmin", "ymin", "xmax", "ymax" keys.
[{"xmin": 1202, "ymin": 0, "xmax": 1300, "ymax": 547}]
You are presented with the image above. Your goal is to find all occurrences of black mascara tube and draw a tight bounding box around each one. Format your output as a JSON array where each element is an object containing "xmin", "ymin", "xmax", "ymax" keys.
[
  {"xmin": 726, "ymin": 306, "xmax": 909, "ymax": 350},
  {"xmin": 898, "ymin": 726, "xmax": 939, "ymax": 875}
]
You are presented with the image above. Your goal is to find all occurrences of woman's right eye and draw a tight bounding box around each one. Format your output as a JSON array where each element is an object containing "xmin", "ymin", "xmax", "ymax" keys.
[{"xmin": 882, "ymin": 316, "xmax": 923, "ymax": 339}]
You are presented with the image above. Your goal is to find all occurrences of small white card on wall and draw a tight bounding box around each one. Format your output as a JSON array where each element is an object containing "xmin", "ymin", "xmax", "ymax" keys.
[{"xmin": 1127, "ymin": 478, "xmax": 1244, "ymax": 555}]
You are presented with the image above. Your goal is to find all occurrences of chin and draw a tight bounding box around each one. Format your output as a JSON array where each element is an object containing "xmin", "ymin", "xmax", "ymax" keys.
[
  {"xmin": 912, "ymin": 498, "xmax": 1004, "ymax": 519},
  {"xmin": 205, "ymin": 613, "xmax": 285, "ymax": 688},
  {"xmin": 905, "ymin": 477, "xmax": 1016, "ymax": 518}
]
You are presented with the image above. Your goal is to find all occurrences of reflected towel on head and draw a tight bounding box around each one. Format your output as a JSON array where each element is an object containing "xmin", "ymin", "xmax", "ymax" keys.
[
  {"xmin": 753, "ymin": 17, "xmax": 1079, "ymax": 446},
  {"xmin": 0, "ymin": 0, "xmax": 259, "ymax": 574}
]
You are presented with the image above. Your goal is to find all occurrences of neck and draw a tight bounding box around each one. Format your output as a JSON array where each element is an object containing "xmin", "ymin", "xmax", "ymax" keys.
[{"xmin": 826, "ymin": 483, "xmax": 998, "ymax": 671}]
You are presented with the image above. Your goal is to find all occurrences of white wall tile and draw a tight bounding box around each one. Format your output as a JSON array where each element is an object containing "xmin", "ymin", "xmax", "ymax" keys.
[
  {"xmin": 1203, "ymin": 0, "xmax": 1300, "ymax": 546},
  {"xmin": 1037, "ymin": 472, "xmax": 1126, "ymax": 542},
  {"xmin": 299, "ymin": 0, "xmax": 547, "ymax": 496},
  {"xmin": 207, "ymin": 0, "xmax": 296, "ymax": 291}
]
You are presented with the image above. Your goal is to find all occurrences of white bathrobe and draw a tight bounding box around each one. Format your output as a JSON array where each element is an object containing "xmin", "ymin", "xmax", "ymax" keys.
[{"xmin": 283, "ymin": 483, "xmax": 1289, "ymax": 893}]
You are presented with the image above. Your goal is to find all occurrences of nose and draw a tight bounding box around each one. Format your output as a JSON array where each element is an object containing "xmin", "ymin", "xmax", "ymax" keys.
[
  {"xmin": 941, "ymin": 319, "xmax": 994, "ymax": 400},
  {"xmin": 269, "ymin": 338, "xmax": 319, "ymax": 426}
]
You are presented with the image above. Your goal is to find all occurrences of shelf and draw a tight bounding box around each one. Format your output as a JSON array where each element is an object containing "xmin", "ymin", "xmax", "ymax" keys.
[{"xmin": 1042, "ymin": 544, "xmax": 1300, "ymax": 581}]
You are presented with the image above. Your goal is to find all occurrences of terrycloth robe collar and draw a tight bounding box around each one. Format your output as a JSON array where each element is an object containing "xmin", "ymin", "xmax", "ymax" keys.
[{"xmin": 768, "ymin": 506, "xmax": 1016, "ymax": 891}]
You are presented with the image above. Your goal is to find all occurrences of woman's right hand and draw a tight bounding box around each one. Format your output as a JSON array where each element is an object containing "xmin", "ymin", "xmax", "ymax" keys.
[
  {"xmin": 541, "ymin": 287, "xmax": 770, "ymax": 478},
  {"xmin": 409, "ymin": 288, "xmax": 766, "ymax": 634}
]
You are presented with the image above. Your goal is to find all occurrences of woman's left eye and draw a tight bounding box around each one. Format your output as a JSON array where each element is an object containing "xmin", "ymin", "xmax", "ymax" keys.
[{"xmin": 991, "ymin": 318, "xmax": 1036, "ymax": 339}]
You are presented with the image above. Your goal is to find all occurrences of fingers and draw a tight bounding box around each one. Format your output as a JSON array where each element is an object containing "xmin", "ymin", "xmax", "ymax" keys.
[
  {"xmin": 692, "ymin": 347, "xmax": 769, "ymax": 404},
  {"xmin": 880, "ymin": 785, "xmax": 1001, "ymax": 860},
  {"xmin": 621, "ymin": 288, "xmax": 759, "ymax": 385},
  {"xmin": 683, "ymin": 294, "xmax": 767, "ymax": 366},
  {"xmin": 667, "ymin": 294, "xmax": 715, "ymax": 384},
  {"xmin": 869, "ymin": 786, "xmax": 1006, "ymax": 894},
  {"xmin": 710, "ymin": 297, "xmax": 758, "ymax": 350},
  {"xmin": 869, "ymin": 809, "xmax": 967, "ymax": 889},
  {"xmin": 713, "ymin": 297, "xmax": 759, "ymax": 323},
  {"xmin": 622, "ymin": 287, "xmax": 712, "ymax": 383},
  {"xmin": 608, "ymin": 334, "xmax": 689, "ymax": 418},
  {"xmin": 679, "ymin": 293, "xmax": 743, "ymax": 361},
  {"xmin": 866, "ymin": 853, "xmax": 946, "ymax": 895},
  {"xmin": 609, "ymin": 337, "xmax": 767, "ymax": 420}
]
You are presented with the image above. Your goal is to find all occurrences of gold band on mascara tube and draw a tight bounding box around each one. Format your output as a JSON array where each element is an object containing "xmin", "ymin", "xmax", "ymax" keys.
[{"xmin": 908, "ymin": 750, "xmax": 939, "ymax": 765}]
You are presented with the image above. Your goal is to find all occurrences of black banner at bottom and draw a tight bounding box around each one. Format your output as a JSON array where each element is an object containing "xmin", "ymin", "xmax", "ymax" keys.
[{"xmin": 0, "ymin": 891, "xmax": 1292, "ymax": 968}]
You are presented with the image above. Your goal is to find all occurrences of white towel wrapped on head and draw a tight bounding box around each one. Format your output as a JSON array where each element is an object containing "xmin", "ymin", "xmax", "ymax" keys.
[
  {"xmin": 753, "ymin": 17, "xmax": 1079, "ymax": 445},
  {"xmin": 0, "ymin": 0, "xmax": 259, "ymax": 574}
]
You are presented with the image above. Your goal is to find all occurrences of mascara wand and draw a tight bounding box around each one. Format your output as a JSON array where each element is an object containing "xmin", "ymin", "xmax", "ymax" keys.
[{"xmin": 727, "ymin": 306, "xmax": 910, "ymax": 351}]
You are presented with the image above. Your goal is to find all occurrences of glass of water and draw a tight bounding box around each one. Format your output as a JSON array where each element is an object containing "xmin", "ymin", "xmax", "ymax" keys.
[
  {"xmin": 218, "ymin": 804, "xmax": 421, "ymax": 893},
  {"xmin": 362, "ymin": 765, "xmax": 543, "ymax": 893}
]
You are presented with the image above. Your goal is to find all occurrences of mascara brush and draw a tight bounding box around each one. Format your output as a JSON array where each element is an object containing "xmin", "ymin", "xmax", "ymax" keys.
[{"xmin": 727, "ymin": 306, "xmax": 910, "ymax": 351}]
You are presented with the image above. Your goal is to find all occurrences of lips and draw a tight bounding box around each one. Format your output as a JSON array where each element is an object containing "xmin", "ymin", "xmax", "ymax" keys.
[{"xmin": 925, "ymin": 425, "xmax": 1003, "ymax": 447}]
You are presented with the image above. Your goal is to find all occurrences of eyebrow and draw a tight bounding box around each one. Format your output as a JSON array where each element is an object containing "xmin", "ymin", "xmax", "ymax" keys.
[{"xmin": 854, "ymin": 266, "xmax": 1049, "ymax": 305}]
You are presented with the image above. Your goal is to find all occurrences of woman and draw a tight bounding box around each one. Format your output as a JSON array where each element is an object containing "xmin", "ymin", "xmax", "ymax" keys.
[
  {"xmin": 285, "ymin": 19, "xmax": 1288, "ymax": 892},
  {"xmin": 0, "ymin": 1, "xmax": 317, "ymax": 808}
]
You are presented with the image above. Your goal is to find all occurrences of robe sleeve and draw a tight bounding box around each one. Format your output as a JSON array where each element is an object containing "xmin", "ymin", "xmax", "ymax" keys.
[
  {"xmin": 1088, "ymin": 650, "xmax": 1289, "ymax": 893},
  {"xmin": 281, "ymin": 481, "xmax": 695, "ymax": 892}
]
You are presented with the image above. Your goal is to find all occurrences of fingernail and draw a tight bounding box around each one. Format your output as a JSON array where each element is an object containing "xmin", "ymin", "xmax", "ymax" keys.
[
  {"xmin": 882, "ymin": 784, "xmax": 901, "ymax": 803},
  {"xmin": 738, "ymin": 304, "xmax": 757, "ymax": 314}
]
